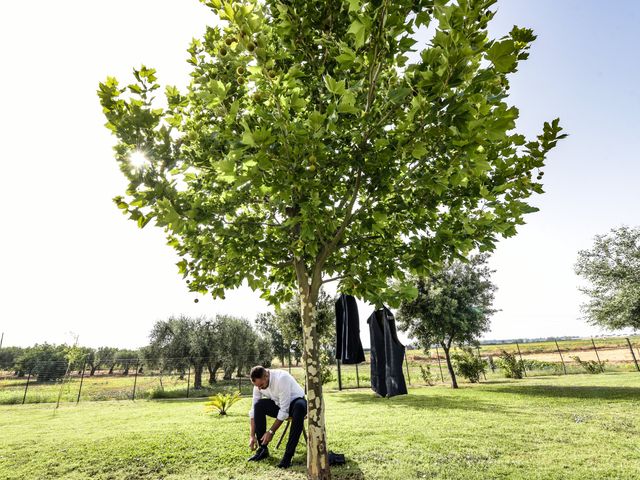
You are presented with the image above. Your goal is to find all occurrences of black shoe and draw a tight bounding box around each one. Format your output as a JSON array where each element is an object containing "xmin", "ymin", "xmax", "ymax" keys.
[
  {"xmin": 248, "ymin": 446, "xmax": 269, "ymax": 462},
  {"xmin": 277, "ymin": 457, "xmax": 292, "ymax": 469}
]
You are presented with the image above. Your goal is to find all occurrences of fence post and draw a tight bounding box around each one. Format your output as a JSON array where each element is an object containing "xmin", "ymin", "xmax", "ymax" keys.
[
  {"xmin": 56, "ymin": 359, "xmax": 72, "ymax": 410},
  {"xmin": 515, "ymin": 342, "xmax": 527, "ymax": 377},
  {"xmin": 404, "ymin": 352, "xmax": 411, "ymax": 385},
  {"xmin": 554, "ymin": 340, "xmax": 567, "ymax": 375},
  {"xmin": 336, "ymin": 359, "xmax": 342, "ymax": 391},
  {"xmin": 132, "ymin": 360, "xmax": 140, "ymax": 400},
  {"xmin": 186, "ymin": 365, "xmax": 191, "ymax": 398},
  {"xmin": 22, "ymin": 370, "xmax": 32, "ymax": 405},
  {"xmin": 435, "ymin": 345, "xmax": 444, "ymax": 382},
  {"xmin": 355, "ymin": 362, "xmax": 360, "ymax": 389},
  {"xmin": 591, "ymin": 338, "xmax": 602, "ymax": 365},
  {"xmin": 76, "ymin": 360, "xmax": 87, "ymax": 404},
  {"xmin": 476, "ymin": 346, "xmax": 487, "ymax": 381},
  {"xmin": 626, "ymin": 338, "xmax": 640, "ymax": 372}
]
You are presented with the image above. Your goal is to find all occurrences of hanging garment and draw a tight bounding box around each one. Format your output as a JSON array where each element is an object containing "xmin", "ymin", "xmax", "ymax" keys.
[
  {"xmin": 335, "ymin": 294, "xmax": 365, "ymax": 364},
  {"xmin": 367, "ymin": 307, "xmax": 408, "ymax": 397}
]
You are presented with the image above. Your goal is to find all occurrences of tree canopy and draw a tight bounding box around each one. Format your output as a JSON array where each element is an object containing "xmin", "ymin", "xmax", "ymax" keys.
[
  {"xmin": 99, "ymin": 0, "xmax": 564, "ymax": 476},
  {"xmin": 575, "ymin": 226, "xmax": 640, "ymax": 331},
  {"xmin": 397, "ymin": 254, "xmax": 496, "ymax": 388}
]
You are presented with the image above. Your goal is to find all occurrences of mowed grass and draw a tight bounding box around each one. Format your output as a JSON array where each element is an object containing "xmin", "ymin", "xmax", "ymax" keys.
[{"xmin": 1, "ymin": 373, "xmax": 639, "ymax": 480}]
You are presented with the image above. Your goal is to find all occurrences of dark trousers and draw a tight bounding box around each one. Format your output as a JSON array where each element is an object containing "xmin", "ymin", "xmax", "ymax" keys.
[{"xmin": 254, "ymin": 397, "xmax": 307, "ymax": 460}]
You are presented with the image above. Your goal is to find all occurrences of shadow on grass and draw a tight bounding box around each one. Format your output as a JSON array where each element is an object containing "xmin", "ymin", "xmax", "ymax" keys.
[
  {"xmin": 331, "ymin": 389, "xmax": 511, "ymax": 415},
  {"xmin": 264, "ymin": 457, "xmax": 365, "ymax": 480},
  {"xmin": 481, "ymin": 384, "xmax": 640, "ymax": 401}
]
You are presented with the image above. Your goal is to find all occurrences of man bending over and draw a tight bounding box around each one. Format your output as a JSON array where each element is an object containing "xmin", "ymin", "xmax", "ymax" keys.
[{"xmin": 247, "ymin": 365, "xmax": 307, "ymax": 469}]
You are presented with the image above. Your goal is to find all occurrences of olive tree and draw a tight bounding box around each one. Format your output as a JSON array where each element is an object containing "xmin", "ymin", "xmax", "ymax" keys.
[
  {"xmin": 575, "ymin": 226, "xmax": 640, "ymax": 331},
  {"xmin": 99, "ymin": 0, "xmax": 564, "ymax": 476},
  {"xmin": 397, "ymin": 254, "xmax": 496, "ymax": 388}
]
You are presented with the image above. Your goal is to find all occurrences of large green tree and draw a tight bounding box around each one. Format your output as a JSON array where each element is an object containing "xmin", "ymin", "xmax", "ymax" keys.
[
  {"xmin": 255, "ymin": 311, "xmax": 289, "ymax": 365},
  {"xmin": 99, "ymin": 0, "xmax": 563, "ymax": 476},
  {"xmin": 575, "ymin": 226, "xmax": 640, "ymax": 331},
  {"xmin": 397, "ymin": 254, "xmax": 496, "ymax": 388},
  {"xmin": 273, "ymin": 289, "xmax": 336, "ymax": 366},
  {"xmin": 149, "ymin": 316, "xmax": 215, "ymax": 388}
]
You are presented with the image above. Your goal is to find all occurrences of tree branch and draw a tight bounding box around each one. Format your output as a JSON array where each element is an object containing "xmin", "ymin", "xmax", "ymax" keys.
[{"xmin": 321, "ymin": 275, "xmax": 347, "ymax": 285}]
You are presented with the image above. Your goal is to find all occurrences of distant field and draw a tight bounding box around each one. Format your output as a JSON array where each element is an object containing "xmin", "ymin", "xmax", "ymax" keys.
[
  {"xmin": 3, "ymin": 335, "xmax": 639, "ymax": 405},
  {"xmin": 476, "ymin": 335, "xmax": 640, "ymax": 356},
  {"xmin": 1, "ymin": 372, "xmax": 639, "ymax": 479}
]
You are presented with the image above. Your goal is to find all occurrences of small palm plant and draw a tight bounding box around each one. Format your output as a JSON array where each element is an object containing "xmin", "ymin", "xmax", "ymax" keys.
[{"xmin": 205, "ymin": 391, "xmax": 242, "ymax": 416}]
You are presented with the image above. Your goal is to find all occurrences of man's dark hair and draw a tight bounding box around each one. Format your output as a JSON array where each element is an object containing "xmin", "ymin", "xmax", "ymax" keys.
[{"xmin": 250, "ymin": 365, "xmax": 267, "ymax": 380}]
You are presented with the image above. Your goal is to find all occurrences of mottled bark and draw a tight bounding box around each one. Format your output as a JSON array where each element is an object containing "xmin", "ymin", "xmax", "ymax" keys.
[{"xmin": 296, "ymin": 262, "xmax": 331, "ymax": 480}]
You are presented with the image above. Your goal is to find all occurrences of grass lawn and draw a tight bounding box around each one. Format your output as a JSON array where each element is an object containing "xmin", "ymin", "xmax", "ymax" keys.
[{"xmin": 1, "ymin": 372, "xmax": 639, "ymax": 479}]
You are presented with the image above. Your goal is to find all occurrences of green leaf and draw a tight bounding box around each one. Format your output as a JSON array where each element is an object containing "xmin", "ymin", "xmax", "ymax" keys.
[
  {"xmin": 241, "ymin": 131, "xmax": 255, "ymax": 146},
  {"xmin": 308, "ymin": 111, "xmax": 325, "ymax": 130},
  {"xmin": 486, "ymin": 40, "xmax": 517, "ymax": 73},
  {"xmin": 336, "ymin": 51, "xmax": 356, "ymax": 66},
  {"xmin": 338, "ymin": 91, "xmax": 359, "ymax": 115},
  {"xmin": 389, "ymin": 87, "xmax": 412, "ymax": 104},
  {"xmin": 473, "ymin": 159, "xmax": 491, "ymax": 175},
  {"xmin": 412, "ymin": 143, "xmax": 427, "ymax": 159},
  {"xmin": 347, "ymin": 19, "xmax": 366, "ymax": 49},
  {"xmin": 323, "ymin": 75, "xmax": 346, "ymax": 95},
  {"xmin": 347, "ymin": 0, "xmax": 360, "ymax": 13}
]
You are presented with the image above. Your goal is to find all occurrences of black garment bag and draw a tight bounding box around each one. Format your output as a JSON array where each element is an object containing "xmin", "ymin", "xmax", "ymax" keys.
[
  {"xmin": 367, "ymin": 307, "xmax": 407, "ymax": 397},
  {"xmin": 335, "ymin": 294, "xmax": 365, "ymax": 364}
]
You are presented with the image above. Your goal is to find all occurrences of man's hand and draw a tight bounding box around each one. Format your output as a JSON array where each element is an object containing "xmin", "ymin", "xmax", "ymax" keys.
[
  {"xmin": 249, "ymin": 436, "xmax": 257, "ymax": 451},
  {"xmin": 260, "ymin": 431, "xmax": 273, "ymax": 446}
]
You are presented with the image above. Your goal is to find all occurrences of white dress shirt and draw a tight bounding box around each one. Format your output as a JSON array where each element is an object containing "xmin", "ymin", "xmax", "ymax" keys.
[{"xmin": 248, "ymin": 369, "xmax": 305, "ymax": 421}]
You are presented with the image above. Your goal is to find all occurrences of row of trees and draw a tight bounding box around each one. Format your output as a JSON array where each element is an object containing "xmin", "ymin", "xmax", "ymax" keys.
[
  {"xmin": 0, "ymin": 302, "xmax": 338, "ymax": 387},
  {"xmin": 0, "ymin": 344, "xmax": 140, "ymax": 382},
  {"xmin": 0, "ymin": 315, "xmax": 274, "ymax": 385},
  {"xmin": 145, "ymin": 314, "xmax": 272, "ymax": 389}
]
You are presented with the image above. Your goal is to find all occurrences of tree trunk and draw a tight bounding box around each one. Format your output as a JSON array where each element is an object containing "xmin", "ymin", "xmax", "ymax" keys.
[
  {"xmin": 90, "ymin": 365, "xmax": 98, "ymax": 376},
  {"xmin": 299, "ymin": 277, "xmax": 331, "ymax": 480},
  {"xmin": 194, "ymin": 364, "xmax": 203, "ymax": 390},
  {"xmin": 441, "ymin": 342, "xmax": 458, "ymax": 389},
  {"xmin": 208, "ymin": 362, "xmax": 220, "ymax": 384}
]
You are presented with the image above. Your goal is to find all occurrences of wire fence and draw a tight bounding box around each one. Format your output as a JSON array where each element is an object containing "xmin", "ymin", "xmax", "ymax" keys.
[{"xmin": 1, "ymin": 337, "xmax": 638, "ymax": 406}]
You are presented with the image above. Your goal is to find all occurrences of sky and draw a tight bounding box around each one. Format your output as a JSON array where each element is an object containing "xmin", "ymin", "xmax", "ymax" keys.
[{"xmin": 0, "ymin": 1, "xmax": 638, "ymax": 349}]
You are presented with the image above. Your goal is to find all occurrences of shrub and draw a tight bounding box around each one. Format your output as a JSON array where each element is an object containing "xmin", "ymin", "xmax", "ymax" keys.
[
  {"xmin": 452, "ymin": 348, "xmax": 486, "ymax": 383},
  {"xmin": 419, "ymin": 364, "xmax": 434, "ymax": 386},
  {"xmin": 319, "ymin": 350, "xmax": 334, "ymax": 385},
  {"xmin": 205, "ymin": 391, "xmax": 242, "ymax": 415},
  {"xmin": 571, "ymin": 356, "xmax": 605, "ymax": 374},
  {"xmin": 497, "ymin": 351, "xmax": 525, "ymax": 379},
  {"xmin": 522, "ymin": 359, "xmax": 559, "ymax": 373}
]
